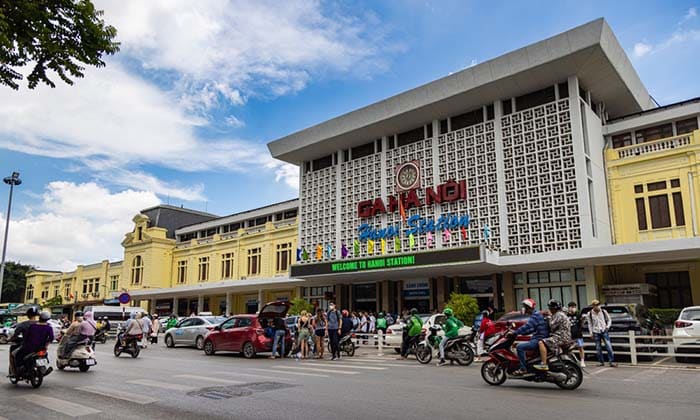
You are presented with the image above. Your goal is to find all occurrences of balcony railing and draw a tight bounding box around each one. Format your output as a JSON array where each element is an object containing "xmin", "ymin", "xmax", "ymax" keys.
[{"xmin": 614, "ymin": 133, "xmax": 694, "ymax": 160}]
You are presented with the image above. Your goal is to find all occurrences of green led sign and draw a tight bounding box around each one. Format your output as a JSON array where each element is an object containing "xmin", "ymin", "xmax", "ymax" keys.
[{"xmin": 331, "ymin": 255, "xmax": 416, "ymax": 273}]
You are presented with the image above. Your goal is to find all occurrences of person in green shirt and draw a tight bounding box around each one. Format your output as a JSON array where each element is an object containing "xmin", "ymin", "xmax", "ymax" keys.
[
  {"xmin": 165, "ymin": 314, "xmax": 179, "ymax": 330},
  {"xmin": 376, "ymin": 312, "xmax": 388, "ymax": 335},
  {"xmin": 399, "ymin": 308, "xmax": 423, "ymax": 359},
  {"xmin": 438, "ymin": 307, "xmax": 464, "ymax": 366}
]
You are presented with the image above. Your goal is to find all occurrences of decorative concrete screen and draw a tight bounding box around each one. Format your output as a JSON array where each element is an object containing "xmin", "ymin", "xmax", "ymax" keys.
[
  {"xmin": 300, "ymin": 165, "xmax": 337, "ymax": 259},
  {"xmin": 340, "ymin": 153, "xmax": 383, "ymax": 256},
  {"xmin": 501, "ymin": 99, "xmax": 582, "ymax": 254}
]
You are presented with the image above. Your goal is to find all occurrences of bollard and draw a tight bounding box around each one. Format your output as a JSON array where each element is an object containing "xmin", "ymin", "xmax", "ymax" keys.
[
  {"xmin": 378, "ymin": 330, "xmax": 384, "ymax": 357},
  {"xmin": 628, "ymin": 330, "xmax": 637, "ymax": 366}
]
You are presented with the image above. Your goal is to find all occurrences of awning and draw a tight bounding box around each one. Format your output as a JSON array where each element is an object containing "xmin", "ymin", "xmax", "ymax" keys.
[{"xmin": 124, "ymin": 276, "xmax": 306, "ymax": 300}]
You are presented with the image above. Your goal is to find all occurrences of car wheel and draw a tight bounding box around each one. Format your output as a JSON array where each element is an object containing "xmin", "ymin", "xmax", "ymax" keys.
[
  {"xmin": 204, "ymin": 340, "xmax": 215, "ymax": 356},
  {"xmin": 165, "ymin": 335, "xmax": 175, "ymax": 348},
  {"xmin": 195, "ymin": 336, "xmax": 204, "ymax": 350},
  {"xmin": 243, "ymin": 341, "xmax": 256, "ymax": 359}
]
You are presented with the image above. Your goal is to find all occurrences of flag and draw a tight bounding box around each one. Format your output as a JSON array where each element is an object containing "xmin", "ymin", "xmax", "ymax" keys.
[
  {"xmin": 427, "ymin": 231, "xmax": 434, "ymax": 247},
  {"xmin": 398, "ymin": 196, "xmax": 407, "ymax": 222},
  {"xmin": 296, "ymin": 248, "xmax": 302, "ymax": 262},
  {"xmin": 381, "ymin": 238, "xmax": 386, "ymax": 255},
  {"xmin": 461, "ymin": 226, "xmax": 468, "ymax": 240},
  {"xmin": 409, "ymin": 233, "xmax": 415, "ymax": 248},
  {"xmin": 302, "ymin": 248, "xmax": 309, "ymax": 261},
  {"xmin": 443, "ymin": 228, "xmax": 451, "ymax": 242},
  {"xmin": 368, "ymin": 239, "xmax": 375, "ymax": 254},
  {"xmin": 316, "ymin": 244, "xmax": 323, "ymax": 260},
  {"xmin": 326, "ymin": 244, "xmax": 333, "ymax": 259},
  {"xmin": 353, "ymin": 239, "xmax": 360, "ymax": 256},
  {"xmin": 341, "ymin": 242, "xmax": 349, "ymax": 258},
  {"xmin": 394, "ymin": 236, "xmax": 401, "ymax": 251}
]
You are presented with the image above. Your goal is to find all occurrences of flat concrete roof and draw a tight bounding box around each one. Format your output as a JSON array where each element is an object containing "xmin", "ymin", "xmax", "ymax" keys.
[{"xmin": 268, "ymin": 18, "xmax": 654, "ymax": 165}]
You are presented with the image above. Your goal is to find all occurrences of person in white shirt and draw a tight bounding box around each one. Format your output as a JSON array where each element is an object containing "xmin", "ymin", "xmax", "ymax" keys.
[{"xmin": 587, "ymin": 300, "xmax": 616, "ymax": 367}]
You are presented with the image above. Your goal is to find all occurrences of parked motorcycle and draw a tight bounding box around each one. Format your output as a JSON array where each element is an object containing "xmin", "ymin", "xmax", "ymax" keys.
[
  {"xmin": 114, "ymin": 328, "xmax": 141, "ymax": 358},
  {"xmin": 480, "ymin": 327, "xmax": 583, "ymax": 390},
  {"xmin": 9, "ymin": 348, "xmax": 52, "ymax": 388},
  {"xmin": 325, "ymin": 333, "xmax": 357, "ymax": 356},
  {"xmin": 56, "ymin": 334, "xmax": 97, "ymax": 372},
  {"xmin": 415, "ymin": 326, "xmax": 474, "ymax": 365}
]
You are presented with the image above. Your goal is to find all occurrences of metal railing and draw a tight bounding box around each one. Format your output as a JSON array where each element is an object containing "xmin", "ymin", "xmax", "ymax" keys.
[
  {"xmin": 615, "ymin": 133, "xmax": 693, "ymax": 159},
  {"xmin": 581, "ymin": 331, "xmax": 700, "ymax": 365}
]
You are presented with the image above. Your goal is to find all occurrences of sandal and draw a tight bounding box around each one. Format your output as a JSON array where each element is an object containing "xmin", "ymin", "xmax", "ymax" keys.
[{"xmin": 511, "ymin": 369, "xmax": 527, "ymax": 376}]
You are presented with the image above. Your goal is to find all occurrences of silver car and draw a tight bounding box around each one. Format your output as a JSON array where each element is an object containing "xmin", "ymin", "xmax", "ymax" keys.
[{"xmin": 164, "ymin": 316, "xmax": 226, "ymax": 350}]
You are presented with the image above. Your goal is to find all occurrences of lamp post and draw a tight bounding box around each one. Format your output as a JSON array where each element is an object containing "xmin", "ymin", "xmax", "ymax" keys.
[{"xmin": 0, "ymin": 172, "xmax": 21, "ymax": 303}]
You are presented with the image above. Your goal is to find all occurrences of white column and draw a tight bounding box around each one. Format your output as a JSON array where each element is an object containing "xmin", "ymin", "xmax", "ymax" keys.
[
  {"xmin": 257, "ymin": 289, "xmax": 263, "ymax": 312},
  {"xmin": 150, "ymin": 299, "xmax": 156, "ymax": 315},
  {"xmin": 225, "ymin": 292, "xmax": 232, "ymax": 316},
  {"xmin": 197, "ymin": 295, "xmax": 204, "ymax": 314},
  {"xmin": 493, "ymin": 100, "xmax": 509, "ymax": 252},
  {"xmin": 172, "ymin": 297, "xmax": 179, "ymax": 316}
]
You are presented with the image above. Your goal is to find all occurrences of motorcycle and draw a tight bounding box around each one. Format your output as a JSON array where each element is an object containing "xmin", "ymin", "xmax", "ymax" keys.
[
  {"xmin": 9, "ymin": 348, "xmax": 52, "ymax": 388},
  {"xmin": 480, "ymin": 327, "xmax": 583, "ymax": 390},
  {"xmin": 325, "ymin": 333, "xmax": 357, "ymax": 357},
  {"xmin": 114, "ymin": 328, "xmax": 141, "ymax": 358},
  {"xmin": 56, "ymin": 334, "xmax": 97, "ymax": 372},
  {"xmin": 415, "ymin": 326, "xmax": 474, "ymax": 365},
  {"xmin": 94, "ymin": 327, "xmax": 108, "ymax": 344}
]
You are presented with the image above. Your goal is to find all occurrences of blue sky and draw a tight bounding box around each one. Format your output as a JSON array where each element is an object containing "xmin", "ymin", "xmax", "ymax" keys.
[{"xmin": 0, "ymin": 0, "xmax": 698, "ymax": 270}]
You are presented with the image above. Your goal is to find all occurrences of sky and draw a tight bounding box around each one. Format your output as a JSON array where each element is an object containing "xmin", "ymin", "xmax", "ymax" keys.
[{"xmin": 0, "ymin": 0, "xmax": 699, "ymax": 271}]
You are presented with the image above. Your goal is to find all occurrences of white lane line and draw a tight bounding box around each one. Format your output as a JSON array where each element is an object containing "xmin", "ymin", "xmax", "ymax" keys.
[
  {"xmin": 15, "ymin": 395, "xmax": 101, "ymax": 417},
  {"xmin": 335, "ymin": 359, "xmax": 418, "ymax": 367},
  {"xmin": 309, "ymin": 363, "xmax": 385, "ymax": 370},
  {"xmin": 75, "ymin": 386, "xmax": 157, "ymax": 405},
  {"xmin": 174, "ymin": 374, "xmax": 245, "ymax": 385},
  {"xmin": 249, "ymin": 368, "xmax": 328, "ymax": 378},
  {"xmin": 127, "ymin": 378, "xmax": 195, "ymax": 391},
  {"xmin": 591, "ymin": 367, "xmax": 612, "ymax": 375},
  {"xmin": 652, "ymin": 356, "xmax": 672, "ymax": 366},
  {"xmin": 274, "ymin": 365, "xmax": 360, "ymax": 375}
]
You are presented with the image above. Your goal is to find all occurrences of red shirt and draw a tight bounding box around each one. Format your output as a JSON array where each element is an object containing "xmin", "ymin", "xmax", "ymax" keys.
[{"xmin": 479, "ymin": 317, "xmax": 497, "ymax": 337}]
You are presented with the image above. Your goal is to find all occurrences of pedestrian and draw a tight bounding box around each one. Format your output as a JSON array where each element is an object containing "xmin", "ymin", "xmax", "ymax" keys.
[
  {"xmin": 326, "ymin": 302, "xmax": 343, "ymax": 360},
  {"xmin": 359, "ymin": 311, "xmax": 369, "ymax": 344},
  {"xmin": 150, "ymin": 314, "xmax": 161, "ymax": 344},
  {"xmin": 351, "ymin": 312, "xmax": 359, "ymax": 331},
  {"xmin": 141, "ymin": 313, "xmax": 152, "ymax": 349},
  {"xmin": 270, "ymin": 316, "xmax": 287, "ymax": 359},
  {"xmin": 369, "ymin": 312, "xmax": 376, "ymax": 333},
  {"xmin": 313, "ymin": 309, "xmax": 327, "ymax": 359},
  {"xmin": 298, "ymin": 310, "xmax": 311, "ymax": 359},
  {"xmin": 385, "ymin": 312, "xmax": 395, "ymax": 326},
  {"xmin": 587, "ymin": 299, "xmax": 616, "ymax": 367},
  {"xmin": 340, "ymin": 310, "xmax": 353, "ymax": 339},
  {"xmin": 567, "ymin": 302, "xmax": 586, "ymax": 367},
  {"xmin": 475, "ymin": 310, "xmax": 496, "ymax": 362},
  {"xmin": 399, "ymin": 308, "xmax": 423, "ymax": 359}
]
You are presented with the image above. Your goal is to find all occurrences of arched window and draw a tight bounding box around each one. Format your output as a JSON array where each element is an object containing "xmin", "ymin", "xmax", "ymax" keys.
[
  {"xmin": 131, "ymin": 255, "xmax": 143, "ymax": 285},
  {"xmin": 26, "ymin": 284, "xmax": 34, "ymax": 301}
]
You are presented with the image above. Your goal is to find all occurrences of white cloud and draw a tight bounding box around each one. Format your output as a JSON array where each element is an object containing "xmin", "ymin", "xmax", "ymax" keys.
[
  {"xmin": 2, "ymin": 182, "xmax": 160, "ymax": 271},
  {"xmin": 682, "ymin": 7, "xmax": 697, "ymax": 23},
  {"xmin": 224, "ymin": 116, "xmax": 245, "ymax": 128},
  {"xmin": 273, "ymin": 162, "xmax": 300, "ymax": 190},
  {"xmin": 633, "ymin": 42, "xmax": 653, "ymax": 57}
]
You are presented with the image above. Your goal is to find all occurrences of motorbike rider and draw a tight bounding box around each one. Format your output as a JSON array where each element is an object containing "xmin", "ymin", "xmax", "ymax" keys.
[
  {"xmin": 534, "ymin": 300, "xmax": 571, "ymax": 371},
  {"xmin": 8, "ymin": 307, "xmax": 39, "ymax": 376},
  {"xmin": 123, "ymin": 312, "xmax": 145, "ymax": 345},
  {"xmin": 166, "ymin": 313, "xmax": 179, "ymax": 330},
  {"xmin": 509, "ymin": 298, "xmax": 549, "ymax": 376},
  {"xmin": 62, "ymin": 311, "xmax": 96, "ymax": 358},
  {"xmin": 101, "ymin": 316, "xmax": 111, "ymax": 332},
  {"xmin": 11, "ymin": 311, "xmax": 54, "ymax": 377},
  {"xmin": 376, "ymin": 312, "xmax": 388, "ymax": 336},
  {"xmin": 399, "ymin": 308, "xmax": 423, "ymax": 360},
  {"xmin": 438, "ymin": 307, "xmax": 463, "ymax": 366}
]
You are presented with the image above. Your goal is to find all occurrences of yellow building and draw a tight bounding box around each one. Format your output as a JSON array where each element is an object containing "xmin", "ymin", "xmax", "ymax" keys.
[
  {"xmin": 604, "ymin": 103, "xmax": 700, "ymax": 307},
  {"xmin": 25, "ymin": 200, "xmax": 301, "ymax": 316}
]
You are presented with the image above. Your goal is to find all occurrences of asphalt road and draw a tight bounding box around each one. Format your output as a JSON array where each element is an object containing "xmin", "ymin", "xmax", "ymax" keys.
[{"xmin": 0, "ymin": 342, "xmax": 698, "ymax": 420}]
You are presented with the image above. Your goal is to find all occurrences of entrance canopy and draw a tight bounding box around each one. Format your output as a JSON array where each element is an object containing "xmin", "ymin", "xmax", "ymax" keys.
[{"xmin": 124, "ymin": 277, "xmax": 306, "ymax": 300}]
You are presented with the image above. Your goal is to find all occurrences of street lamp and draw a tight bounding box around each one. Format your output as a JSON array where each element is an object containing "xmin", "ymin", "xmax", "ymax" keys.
[{"xmin": 0, "ymin": 171, "xmax": 22, "ymax": 303}]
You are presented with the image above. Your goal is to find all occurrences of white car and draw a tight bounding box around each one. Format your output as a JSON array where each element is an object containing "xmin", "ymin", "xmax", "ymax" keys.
[
  {"xmin": 384, "ymin": 314, "xmax": 472, "ymax": 353},
  {"xmin": 164, "ymin": 316, "xmax": 226, "ymax": 350},
  {"xmin": 672, "ymin": 306, "xmax": 700, "ymax": 363}
]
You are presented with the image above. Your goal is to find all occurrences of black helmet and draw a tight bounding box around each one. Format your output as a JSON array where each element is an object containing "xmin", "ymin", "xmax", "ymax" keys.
[
  {"xmin": 547, "ymin": 299, "xmax": 562, "ymax": 310},
  {"xmin": 39, "ymin": 311, "xmax": 51, "ymax": 322},
  {"xmin": 74, "ymin": 311, "xmax": 84, "ymax": 317},
  {"xmin": 25, "ymin": 307, "xmax": 39, "ymax": 317},
  {"xmin": 409, "ymin": 308, "xmax": 418, "ymax": 315}
]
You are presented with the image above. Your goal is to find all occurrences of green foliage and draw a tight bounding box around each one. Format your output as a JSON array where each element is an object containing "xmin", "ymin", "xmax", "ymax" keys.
[
  {"xmin": 288, "ymin": 298, "xmax": 314, "ymax": 316},
  {"xmin": 0, "ymin": 0, "xmax": 120, "ymax": 90},
  {"xmin": 446, "ymin": 293, "xmax": 480, "ymax": 325},
  {"xmin": 1, "ymin": 261, "xmax": 33, "ymax": 303},
  {"xmin": 649, "ymin": 308, "xmax": 682, "ymax": 327},
  {"xmin": 42, "ymin": 295, "xmax": 63, "ymax": 308}
]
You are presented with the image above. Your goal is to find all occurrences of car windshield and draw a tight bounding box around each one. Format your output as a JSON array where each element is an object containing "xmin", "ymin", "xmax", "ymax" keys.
[
  {"xmin": 680, "ymin": 309, "xmax": 700, "ymax": 321},
  {"xmin": 203, "ymin": 316, "xmax": 226, "ymax": 325}
]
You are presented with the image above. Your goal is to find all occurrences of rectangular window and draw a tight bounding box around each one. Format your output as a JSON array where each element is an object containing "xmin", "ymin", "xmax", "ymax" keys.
[
  {"xmin": 646, "ymin": 271, "xmax": 692, "ymax": 308},
  {"xmin": 648, "ymin": 194, "xmax": 671, "ymax": 229},
  {"xmin": 635, "ymin": 123, "xmax": 673, "ymax": 143},
  {"xmin": 312, "ymin": 155, "xmax": 333, "ymax": 171},
  {"xmin": 557, "ymin": 81, "xmax": 569, "ymax": 99},
  {"xmin": 283, "ymin": 209, "xmax": 297, "ymax": 219},
  {"xmin": 177, "ymin": 260, "xmax": 187, "ymax": 284},
  {"xmin": 635, "ymin": 198, "xmax": 648, "ymax": 230},
  {"xmin": 198, "ymin": 257, "xmax": 209, "ymax": 282},
  {"xmin": 647, "ymin": 181, "xmax": 666, "ymax": 191},
  {"xmin": 397, "ymin": 126, "xmax": 425, "ymax": 147},
  {"xmin": 634, "ymin": 184, "xmax": 643, "ymax": 194},
  {"xmin": 53, "ymin": 285, "xmax": 60, "ymax": 298},
  {"xmin": 109, "ymin": 275, "xmax": 119, "ymax": 291},
  {"xmin": 64, "ymin": 284, "xmax": 71, "ymax": 298},
  {"xmin": 450, "ymin": 108, "xmax": 483, "ymax": 131},
  {"xmin": 439, "ymin": 119, "xmax": 448, "ymax": 134},
  {"xmin": 502, "ymin": 99, "xmax": 512, "ymax": 115},
  {"xmin": 247, "ymin": 248, "xmax": 261, "ymax": 276},
  {"xmin": 515, "ymin": 86, "xmax": 555, "ymax": 112},
  {"xmin": 486, "ymin": 104, "xmax": 495, "ymax": 120},
  {"xmin": 673, "ymin": 192, "xmax": 685, "ymax": 226},
  {"xmin": 676, "ymin": 117, "xmax": 698, "ymax": 135},
  {"xmin": 671, "ymin": 179, "xmax": 680, "ymax": 188},
  {"xmin": 612, "ymin": 132, "xmax": 632, "ymax": 149},
  {"xmin": 351, "ymin": 142, "xmax": 375, "ymax": 160},
  {"xmin": 221, "ymin": 252, "xmax": 234, "ymax": 279},
  {"xmin": 276, "ymin": 243, "xmax": 292, "ymax": 272}
]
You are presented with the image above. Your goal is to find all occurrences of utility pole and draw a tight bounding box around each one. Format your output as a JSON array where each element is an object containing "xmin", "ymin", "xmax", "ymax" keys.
[{"xmin": 0, "ymin": 172, "xmax": 21, "ymax": 303}]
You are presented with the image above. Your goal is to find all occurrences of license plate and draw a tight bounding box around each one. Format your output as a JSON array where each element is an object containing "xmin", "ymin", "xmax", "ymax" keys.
[
  {"xmin": 85, "ymin": 359, "xmax": 96, "ymax": 365},
  {"xmin": 35, "ymin": 359, "xmax": 49, "ymax": 367}
]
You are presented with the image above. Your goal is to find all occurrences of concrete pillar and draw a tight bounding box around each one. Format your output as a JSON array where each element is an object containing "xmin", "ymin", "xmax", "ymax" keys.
[
  {"xmin": 257, "ymin": 289, "xmax": 263, "ymax": 312},
  {"xmin": 173, "ymin": 297, "xmax": 179, "ymax": 316},
  {"xmin": 225, "ymin": 292, "xmax": 232, "ymax": 316},
  {"xmin": 584, "ymin": 266, "xmax": 598, "ymax": 304},
  {"xmin": 150, "ymin": 299, "xmax": 156, "ymax": 315},
  {"xmin": 502, "ymin": 272, "xmax": 515, "ymax": 312},
  {"xmin": 396, "ymin": 281, "xmax": 402, "ymax": 312},
  {"xmin": 436, "ymin": 278, "xmax": 446, "ymax": 309},
  {"xmin": 334, "ymin": 284, "xmax": 342, "ymax": 307},
  {"xmin": 381, "ymin": 281, "xmax": 389, "ymax": 312},
  {"xmin": 197, "ymin": 295, "xmax": 204, "ymax": 314}
]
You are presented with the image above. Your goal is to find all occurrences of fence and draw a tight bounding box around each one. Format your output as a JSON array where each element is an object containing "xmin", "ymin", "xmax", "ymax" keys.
[{"xmin": 581, "ymin": 332, "xmax": 700, "ymax": 365}]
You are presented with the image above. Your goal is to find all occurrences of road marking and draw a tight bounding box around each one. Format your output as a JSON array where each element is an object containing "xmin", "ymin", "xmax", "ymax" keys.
[
  {"xmin": 652, "ymin": 356, "xmax": 672, "ymax": 366},
  {"xmin": 249, "ymin": 368, "xmax": 328, "ymax": 378},
  {"xmin": 127, "ymin": 379, "xmax": 195, "ymax": 391},
  {"xmin": 15, "ymin": 395, "xmax": 101, "ymax": 417},
  {"xmin": 274, "ymin": 365, "xmax": 360, "ymax": 375},
  {"xmin": 591, "ymin": 367, "xmax": 612, "ymax": 375},
  {"xmin": 174, "ymin": 374, "xmax": 245, "ymax": 385},
  {"xmin": 336, "ymin": 359, "xmax": 418, "ymax": 367},
  {"xmin": 310, "ymin": 363, "xmax": 385, "ymax": 370},
  {"xmin": 75, "ymin": 386, "xmax": 157, "ymax": 405}
]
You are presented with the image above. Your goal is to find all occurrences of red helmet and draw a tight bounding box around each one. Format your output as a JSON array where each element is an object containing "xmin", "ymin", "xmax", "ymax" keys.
[
  {"xmin": 341, "ymin": 310, "xmax": 349, "ymax": 317},
  {"xmin": 521, "ymin": 298, "xmax": 537, "ymax": 309}
]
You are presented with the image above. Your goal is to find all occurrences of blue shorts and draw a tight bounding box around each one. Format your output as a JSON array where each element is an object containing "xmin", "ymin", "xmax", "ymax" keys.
[{"xmin": 576, "ymin": 338, "xmax": 584, "ymax": 347}]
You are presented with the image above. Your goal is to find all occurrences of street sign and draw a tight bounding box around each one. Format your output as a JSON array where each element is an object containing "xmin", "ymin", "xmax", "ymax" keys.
[{"xmin": 118, "ymin": 293, "xmax": 131, "ymax": 304}]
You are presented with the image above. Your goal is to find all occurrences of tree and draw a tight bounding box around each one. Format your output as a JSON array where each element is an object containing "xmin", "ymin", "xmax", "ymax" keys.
[
  {"xmin": 1, "ymin": 261, "xmax": 33, "ymax": 303},
  {"xmin": 42, "ymin": 295, "xmax": 62, "ymax": 308},
  {"xmin": 0, "ymin": 0, "xmax": 119, "ymax": 90},
  {"xmin": 288, "ymin": 298, "xmax": 314, "ymax": 316},
  {"xmin": 446, "ymin": 293, "xmax": 480, "ymax": 325}
]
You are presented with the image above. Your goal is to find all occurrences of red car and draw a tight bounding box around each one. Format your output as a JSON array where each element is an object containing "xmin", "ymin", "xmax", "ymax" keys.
[
  {"xmin": 203, "ymin": 301, "xmax": 293, "ymax": 358},
  {"xmin": 493, "ymin": 311, "xmax": 531, "ymax": 341}
]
